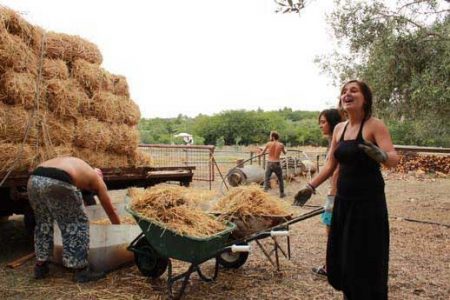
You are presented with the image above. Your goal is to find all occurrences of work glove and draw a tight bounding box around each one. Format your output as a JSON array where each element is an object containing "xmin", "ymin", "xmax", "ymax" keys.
[
  {"xmin": 293, "ymin": 184, "xmax": 315, "ymax": 206},
  {"xmin": 358, "ymin": 141, "xmax": 388, "ymax": 163}
]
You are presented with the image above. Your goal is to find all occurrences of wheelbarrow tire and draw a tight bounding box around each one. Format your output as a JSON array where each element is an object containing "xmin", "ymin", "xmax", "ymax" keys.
[
  {"xmin": 217, "ymin": 244, "xmax": 249, "ymax": 269},
  {"xmin": 134, "ymin": 237, "xmax": 168, "ymax": 278}
]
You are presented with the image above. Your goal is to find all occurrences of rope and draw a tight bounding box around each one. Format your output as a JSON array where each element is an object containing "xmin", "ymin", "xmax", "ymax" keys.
[
  {"xmin": 0, "ymin": 31, "xmax": 47, "ymax": 188},
  {"xmin": 392, "ymin": 216, "xmax": 450, "ymax": 228}
]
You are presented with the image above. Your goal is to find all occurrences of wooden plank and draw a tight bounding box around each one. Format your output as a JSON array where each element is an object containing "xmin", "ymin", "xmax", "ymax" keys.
[{"xmin": 6, "ymin": 252, "xmax": 35, "ymax": 269}]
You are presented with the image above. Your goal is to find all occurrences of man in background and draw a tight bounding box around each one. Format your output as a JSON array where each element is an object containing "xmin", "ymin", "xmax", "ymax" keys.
[{"xmin": 260, "ymin": 131, "xmax": 287, "ymax": 198}]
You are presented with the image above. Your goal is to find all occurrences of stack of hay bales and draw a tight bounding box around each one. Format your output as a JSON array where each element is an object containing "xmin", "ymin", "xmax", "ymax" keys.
[{"xmin": 0, "ymin": 7, "xmax": 151, "ymax": 173}]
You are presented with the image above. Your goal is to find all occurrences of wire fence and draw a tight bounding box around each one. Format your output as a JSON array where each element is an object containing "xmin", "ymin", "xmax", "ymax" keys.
[
  {"xmin": 139, "ymin": 144, "xmax": 329, "ymax": 188},
  {"xmin": 139, "ymin": 144, "xmax": 215, "ymax": 182}
]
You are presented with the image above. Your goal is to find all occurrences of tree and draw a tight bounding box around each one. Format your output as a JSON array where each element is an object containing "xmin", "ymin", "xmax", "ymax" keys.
[{"xmin": 317, "ymin": 0, "xmax": 450, "ymax": 146}]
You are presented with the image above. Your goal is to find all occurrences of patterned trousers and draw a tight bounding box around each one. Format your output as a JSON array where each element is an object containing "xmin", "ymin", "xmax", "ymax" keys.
[{"xmin": 27, "ymin": 176, "xmax": 89, "ymax": 269}]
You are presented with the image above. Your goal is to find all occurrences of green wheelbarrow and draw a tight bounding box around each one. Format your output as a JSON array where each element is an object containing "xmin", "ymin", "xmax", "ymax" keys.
[
  {"xmin": 126, "ymin": 206, "xmax": 246, "ymax": 299},
  {"xmin": 126, "ymin": 205, "xmax": 325, "ymax": 299}
]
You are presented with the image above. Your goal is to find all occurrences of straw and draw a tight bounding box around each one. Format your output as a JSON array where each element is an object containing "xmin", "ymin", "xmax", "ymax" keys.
[
  {"xmin": 214, "ymin": 184, "xmax": 290, "ymax": 219},
  {"xmin": 45, "ymin": 31, "xmax": 102, "ymax": 64},
  {"xmin": 129, "ymin": 185, "xmax": 226, "ymax": 237},
  {"xmin": 0, "ymin": 70, "xmax": 40, "ymax": 109},
  {"xmin": 46, "ymin": 78, "xmax": 87, "ymax": 119},
  {"xmin": 72, "ymin": 59, "xmax": 112, "ymax": 96},
  {"xmin": 42, "ymin": 58, "xmax": 69, "ymax": 80},
  {"xmin": 108, "ymin": 124, "xmax": 139, "ymax": 155},
  {"xmin": 0, "ymin": 21, "xmax": 38, "ymax": 74},
  {"xmin": 74, "ymin": 117, "xmax": 112, "ymax": 151}
]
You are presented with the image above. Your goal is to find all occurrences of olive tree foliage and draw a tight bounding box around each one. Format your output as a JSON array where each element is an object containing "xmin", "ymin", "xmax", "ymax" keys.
[
  {"xmin": 274, "ymin": 0, "xmax": 307, "ymax": 13},
  {"xmin": 316, "ymin": 0, "xmax": 450, "ymax": 146}
]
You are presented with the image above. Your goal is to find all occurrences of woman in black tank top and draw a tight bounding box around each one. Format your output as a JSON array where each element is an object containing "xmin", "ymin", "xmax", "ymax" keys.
[{"xmin": 294, "ymin": 80, "xmax": 399, "ymax": 300}]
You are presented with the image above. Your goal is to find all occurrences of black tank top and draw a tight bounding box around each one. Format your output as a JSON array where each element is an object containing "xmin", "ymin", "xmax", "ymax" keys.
[{"xmin": 334, "ymin": 119, "xmax": 384, "ymax": 197}]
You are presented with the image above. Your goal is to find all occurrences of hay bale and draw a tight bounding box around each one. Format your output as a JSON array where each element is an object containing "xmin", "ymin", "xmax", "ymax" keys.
[
  {"xmin": 86, "ymin": 92, "xmax": 140, "ymax": 125},
  {"xmin": 0, "ymin": 7, "xmax": 43, "ymax": 53},
  {"xmin": 108, "ymin": 124, "xmax": 139, "ymax": 155},
  {"xmin": 45, "ymin": 31, "xmax": 102, "ymax": 64},
  {"xmin": 72, "ymin": 59, "xmax": 112, "ymax": 96},
  {"xmin": 32, "ymin": 144, "xmax": 75, "ymax": 165},
  {"xmin": 128, "ymin": 149, "xmax": 153, "ymax": 167},
  {"xmin": 40, "ymin": 113, "xmax": 75, "ymax": 146},
  {"xmin": 118, "ymin": 99, "xmax": 141, "ymax": 126},
  {"xmin": 42, "ymin": 58, "xmax": 69, "ymax": 80},
  {"xmin": 0, "ymin": 102, "xmax": 37, "ymax": 143},
  {"xmin": 0, "ymin": 142, "xmax": 34, "ymax": 172},
  {"xmin": 73, "ymin": 147, "xmax": 130, "ymax": 168},
  {"xmin": 0, "ymin": 27, "xmax": 38, "ymax": 75},
  {"xmin": 0, "ymin": 70, "xmax": 42, "ymax": 109},
  {"xmin": 0, "ymin": 104, "xmax": 74, "ymax": 147},
  {"xmin": 88, "ymin": 91, "xmax": 119, "ymax": 123},
  {"xmin": 110, "ymin": 74, "xmax": 129, "ymax": 97},
  {"xmin": 46, "ymin": 78, "xmax": 88, "ymax": 119},
  {"xmin": 74, "ymin": 117, "xmax": 112, "ymax": 151}
]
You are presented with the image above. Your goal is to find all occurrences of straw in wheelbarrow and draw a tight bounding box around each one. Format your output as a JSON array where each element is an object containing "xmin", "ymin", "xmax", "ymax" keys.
[
  {"xmin": 214, "ymin": 184, "xmax": 290, "ymax": 219},
  {"xmin": 213, "ymin": 185, "xmax": 292, "ymax": 238},
  {"xmin": 128, "ymin": 185, "xmax": 226, "ymax": 238}
]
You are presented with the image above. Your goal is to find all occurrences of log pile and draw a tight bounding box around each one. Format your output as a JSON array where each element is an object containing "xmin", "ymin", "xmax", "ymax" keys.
[
  {"xmin": 393, "ymin": 152, "xmax": 450, "ymax": 175},
  {"xmin": 0, "ymin": 7, "xmax": 151, "ymax": 173}
]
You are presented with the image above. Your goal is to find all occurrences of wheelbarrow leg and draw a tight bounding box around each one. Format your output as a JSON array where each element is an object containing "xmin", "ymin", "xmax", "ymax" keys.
[
  {"xmin": 255, "ymin": 240, "xmax": 276, "ymax": 267},
  {"xmin": 196, "ymin": 258, "xmax": 219, "ymax": 282},
  {"xmin": 167, "ymin": 260, "xmax": 196, "ymax": 300}
]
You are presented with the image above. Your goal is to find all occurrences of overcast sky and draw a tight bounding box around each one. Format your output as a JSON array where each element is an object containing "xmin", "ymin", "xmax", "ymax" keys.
[{"xmin": 2, "ymin": 0, "xmax": 340, "ymax": 118}]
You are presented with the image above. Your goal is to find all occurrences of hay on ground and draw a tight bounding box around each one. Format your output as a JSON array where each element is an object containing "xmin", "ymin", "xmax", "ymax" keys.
[
  {"xmin": 45, "ymin": 31, "xmax": 102, "ymax": 64},
  {"xmin": 42, "ymin": 58, "xmax": 69, "ymax": 80},
  {"xmin": 74, "ymin": 118, "xmax": 112, "ymax": 151},
  {"xmin": 91, "ymin": 216, "xmax": 136, "ymax": 225},
  {"xmin": 129, "ymin": 185, "xmax": 226, "ymax": 238}
]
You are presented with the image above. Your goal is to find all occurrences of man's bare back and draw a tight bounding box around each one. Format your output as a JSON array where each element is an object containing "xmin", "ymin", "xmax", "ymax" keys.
[
  {"xmin": 38, "ymin": 157, "xmax": 98, "ymax": 191},
  {"xmin": 37, "ymin": 156, "xmax": 120, "ymax": 224},
  {"xmin": 265, "ymin": 141, "xmax": 285, "ymax": 162}
]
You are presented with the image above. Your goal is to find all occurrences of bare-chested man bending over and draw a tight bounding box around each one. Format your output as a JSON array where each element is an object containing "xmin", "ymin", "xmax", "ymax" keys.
[
  {"xmin": 260, "ymin": 131, "xmax": 287, "ymax": 198},
  {"xmin": 27, "ymin": 156, "xmax": 120, "ymax": 282}
]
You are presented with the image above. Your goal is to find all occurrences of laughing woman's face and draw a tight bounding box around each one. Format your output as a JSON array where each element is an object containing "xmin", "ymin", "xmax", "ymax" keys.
[{"xmin": 340, "ymin": 82, "xmax": 365, "ymax": 113}]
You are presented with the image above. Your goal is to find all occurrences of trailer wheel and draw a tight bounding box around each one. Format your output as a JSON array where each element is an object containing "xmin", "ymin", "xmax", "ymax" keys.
[
  {"xmin": 133, "ymin": 236, "xmax": 168, "ymax": 278},
  {"xmin": 217, "ymin": 243, "xmax": 249, "ymax": 269}
]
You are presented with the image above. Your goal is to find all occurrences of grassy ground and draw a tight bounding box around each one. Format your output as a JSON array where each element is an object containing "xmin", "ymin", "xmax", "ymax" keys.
[{"xmin": 0, "ymin": 172, "xmax": 449, "ymax": 299}]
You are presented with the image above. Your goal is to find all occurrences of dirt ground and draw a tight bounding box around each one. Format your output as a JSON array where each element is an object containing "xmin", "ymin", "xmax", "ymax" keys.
[{"xmin": 0, "ymin": 173, "xmax": 449, "ymax": 300}]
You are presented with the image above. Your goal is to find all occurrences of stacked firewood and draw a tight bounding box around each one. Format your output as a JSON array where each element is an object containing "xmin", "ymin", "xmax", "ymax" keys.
[{"xmin": 393, "ymin": 152, "xmax": 450, "ymax": 175}]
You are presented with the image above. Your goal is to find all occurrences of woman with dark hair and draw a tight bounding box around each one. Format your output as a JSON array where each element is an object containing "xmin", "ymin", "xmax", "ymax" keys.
[
  {"xmin": 312, "ymin": 108, "xmax": 344, "ymax": 276},
  {"xmin": 295, "ymin": 80, "xmax": 399, "ymax": 299}
]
